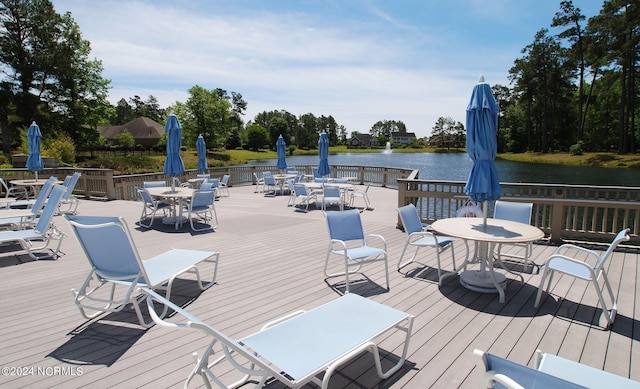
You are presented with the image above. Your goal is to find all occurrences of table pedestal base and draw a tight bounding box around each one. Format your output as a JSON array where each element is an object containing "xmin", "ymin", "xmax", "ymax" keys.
[
  {"xmin": 162, "ymin": 216, "xmax": 187, "ymax": 228},
  {"xmin": 459, "ymin": 270, "xmax": 507, "ymax": 293}
]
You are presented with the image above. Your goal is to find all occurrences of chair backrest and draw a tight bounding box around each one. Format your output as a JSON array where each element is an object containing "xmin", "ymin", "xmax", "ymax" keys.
[
  {"xmin": 397, "ymin": 204, "xmax": 423, "ymax": 235},
  {"xmin": 0, "ymin": 177, "xmax": 10, "ymax": 197},
  {"xmin": 323, "ymin": 185, "xmax": 340, "ymax": 198},
  {"xmin": 190, "ymin": 190, "xmax": 215, "ymax": 209},
  {"xmin": 494, "ymin": 200, "xmax": 533, "ymax": 225},
  {"xmin": 479, "ymin": 351, "xmax": 583, "ymax": 388},
  {"xmin": 138, "ymin": 188, "xmax": 155, "ymax": 205},
  {"xmin": 199, "ymin": 181, "xmax": 217, "ymax": 192},
  {"xmin": 205, "ymin": 178, "xmax": 219, "ymax": 188},
  {"xmin": 143, "ymin": 181, "xmax": 166, "ymax": 188},
  {"xmin": 326, "ymin": 209, "xmax": 365, "ymax": 242},
  {"xmin": 34, "ymin": 184, "xmax": 65, "ymax": 233},
  {"xmin": 293, "ymin": 183, "xmax": 308, "ymax": 196},
  {"xmin": 62, "ymin": 172, "xmax": 81, "ymax": 199},
  {"xmin": 264, "ymin": 175, "xmax": 276, "ymax": 185},
  {"xmin": 286, "ymin": 179, "xmax": 295, "ymax": 193},
  {"xmin": 30, "ymin": 176, "xmax": 57, "ymax": 214},
  {"xmin": 221, "ymin": 175, "xmax": 229, "ymax": 185},
  {"xmin": 595, "ymin": 228, "xmax": 631, "ymax": 271},
  {"xmin": 65, "ymin": 214, "xmax": 147, "ymax": 282}
]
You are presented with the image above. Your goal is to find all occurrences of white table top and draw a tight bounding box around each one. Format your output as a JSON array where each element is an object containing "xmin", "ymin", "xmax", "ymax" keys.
[
  {"xmin": 146, "ymin": 186, "xmax": 195, "ymax": 199},
  {"xmin": 431, "ymin": 217, "xmax": 544, "ymax": 244}
]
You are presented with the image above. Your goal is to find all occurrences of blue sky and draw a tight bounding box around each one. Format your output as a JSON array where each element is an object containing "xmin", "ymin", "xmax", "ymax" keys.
[{"xmin": 52, "ymin": 0, "xmax": 603, "ymax": 138}]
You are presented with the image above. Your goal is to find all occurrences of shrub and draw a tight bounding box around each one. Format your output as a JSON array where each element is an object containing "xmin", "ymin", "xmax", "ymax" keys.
[
  {"xmin": 45, "ymin": 135, "xmax": 76, "ymax": 164},
  {"xmin": 569, "ymin": 141, "xmax": 584, "ymax": 156}
]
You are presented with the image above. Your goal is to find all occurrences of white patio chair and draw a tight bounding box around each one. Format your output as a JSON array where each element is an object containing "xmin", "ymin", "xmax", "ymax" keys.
[
  {"xmin": 252, "ymin": 172, "xmax": 264, "ymax": 192},
  {"xmin": 0, "ymin": 176, "xmax": 57, "ymax": 229},
  {"xmin": 137, "ymin": 187, "xmax": 171, "ymax": 228},
  {"xmin": 0, "ymin": 176, "xmax": 29, "ymax": 201},
  {"xmin": 474, "ymin": 348, "xmax": 639, "ymax": 388},
  {"xmin": 292, "ymin": 183, "xmax": 317, "ymax": 211},
  {"xmin": 57, "ymin": 172, "xmax": 81, "ymax": 214},
  {"xmin": 534, "ymin": 228, "xmax": 630, "ymax": 328},
  {"xmin": 263, "ymin": 174, "xmax": 277, "ymax": 196},
  {"xmin": 143, "ymin": 288, "xmax": 413, "ymax": 389},
  {"xmin": 321, "ymin": 184, "xmax": 343, "ymax": 211},
  {"xmin": 350, "ymin": 184, "xmax": 372, "ymax": 209},
  {"xmin": 218, "ymin": 174, "xmax": 230, "ymax": 197},
  {"xmin": 493, "ymin": 200, "xmax": 535, "ymax": 272},
  {"xmin": 285, "ymin": 179, "xmax": 296, "ymax": 206},
  {"xmin": 0, "ymin": 184, "xmax": 66, "ymax": 260},
  {"xmin": 184, "ymin": 189, "xmax": 217, "ymax": 231},
  {"xmin": 66, "ymin": 214, "xmax": 220, "ymax": 327},
  {"xmin": 397, "ymin": 203, "xmax": 456, "ymax": 285},
  {"xmin": 324, "ymin": 209, "xmax": 389, "ymax": 293}
]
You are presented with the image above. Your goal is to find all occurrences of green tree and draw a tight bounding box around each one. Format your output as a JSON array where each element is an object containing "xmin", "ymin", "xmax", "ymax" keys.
[
  {"xmin": 246, "ymin": 124, "xmax": 269, "ymax": 151},
  {"xmin": 0, "ymin": 0, "xmax": 111, "ymax": 152},
  {"xmin": 184, "ymin": 85, "xmax": 232, "ymax": 149}
]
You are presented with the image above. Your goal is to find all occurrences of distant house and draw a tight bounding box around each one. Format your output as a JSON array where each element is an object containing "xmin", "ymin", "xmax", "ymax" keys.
[
  {"xmin": 349, "ymin": 133, "xmax": 379, "ymax": 147},
  {"xmin": 97, "ymin": 117, "xmax": 164, "ymax": 147},
  {"xmin": 390, "ymin": 132, "xmax": 417, "ymax": 146}
]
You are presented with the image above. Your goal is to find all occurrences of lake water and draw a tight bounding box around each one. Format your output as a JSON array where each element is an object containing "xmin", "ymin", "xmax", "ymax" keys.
[{"xmin": 249, "ymin": 152, "xmax": 639, "ymax": 187}]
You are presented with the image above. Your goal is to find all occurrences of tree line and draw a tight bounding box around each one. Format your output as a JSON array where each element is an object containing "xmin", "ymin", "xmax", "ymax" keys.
[{"xmin": 0, "ymin": 0, "xmax": 637, "ymax": 159}]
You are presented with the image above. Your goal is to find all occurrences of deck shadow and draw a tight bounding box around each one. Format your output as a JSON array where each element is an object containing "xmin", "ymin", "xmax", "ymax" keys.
[{"xmin": 48, "ymin": 280, "xmax": 206, "ymax": 366}]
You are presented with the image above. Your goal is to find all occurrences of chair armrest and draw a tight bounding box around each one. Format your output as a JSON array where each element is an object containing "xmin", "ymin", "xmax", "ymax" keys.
[
  {"xmin": 364, "ymin": 234, "xmax": 387, "ymax": 250},
  {"xmin": 546, "ymin": 254, "xmax": 598, "ymax": 279},
  {"xmin": 260, "ymin": 310, "xmax": 307, "ymax": 331},
  {"xmin": 555, "ymin": 244, "xmax": 599, "ymax": 261},
  {"xmin": 141, "ymin": 288, "xmax": 199, "ymax": 330}
]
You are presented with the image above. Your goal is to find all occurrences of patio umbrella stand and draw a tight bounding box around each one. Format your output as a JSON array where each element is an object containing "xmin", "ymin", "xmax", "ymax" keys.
[{"xmin": 461, "ymin": 75, "xmax": 504, "ymax": 293}]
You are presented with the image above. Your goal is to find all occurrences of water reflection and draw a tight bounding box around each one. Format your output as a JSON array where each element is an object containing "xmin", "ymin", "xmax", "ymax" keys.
[{"xmin": 249, "ymin": 152, "xmax": 639, "ymax": 187}]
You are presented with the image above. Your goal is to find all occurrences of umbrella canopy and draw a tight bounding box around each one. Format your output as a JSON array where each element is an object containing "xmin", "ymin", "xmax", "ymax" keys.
[
  {"xmin": 196, "ymin": 135, "xmax": 208, "ymax": 173},
  {"xmin": 317, "ymin": 132, "xmax": 331, "ymax": 177},
  {"xmin": 26, "ymin": 121, "xmax": 44, "ymax": 180},
  {"xmin": 276, "ymin": 134, "xmax": 287, "ymax": 170},
  {"xmin": 163, "ymin": 113, "xmax": 185, "ymax": 191},
  {"xmin": 464, "ymin": 76, "xmax": 501, "ymax": 209}
]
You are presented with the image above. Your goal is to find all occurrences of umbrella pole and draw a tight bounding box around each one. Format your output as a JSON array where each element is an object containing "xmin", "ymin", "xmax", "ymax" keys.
[{"xmin": 482, "ymin": 200, "xmax": 489, "ymax": 226}]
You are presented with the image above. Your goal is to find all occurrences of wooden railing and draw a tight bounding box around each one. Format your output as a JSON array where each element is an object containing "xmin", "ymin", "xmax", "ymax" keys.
[
  {"xmin": 2, "ymin": 166, "xmax": 638, "ymax": 244},
  {"xmin": 397, "ymin": 177, "xmax": 640, "ymax": 244}
]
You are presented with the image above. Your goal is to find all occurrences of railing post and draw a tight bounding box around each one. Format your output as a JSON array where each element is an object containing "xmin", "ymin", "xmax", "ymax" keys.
[{"xmin": 549, "ymin": 188, "xmax": 565, "ymax": 243}]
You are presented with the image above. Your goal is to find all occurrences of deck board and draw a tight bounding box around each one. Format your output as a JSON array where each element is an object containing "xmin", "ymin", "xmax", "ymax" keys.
[{"xmin": 0, "ymin": 183, "xmax": 638, "ymax": 388}]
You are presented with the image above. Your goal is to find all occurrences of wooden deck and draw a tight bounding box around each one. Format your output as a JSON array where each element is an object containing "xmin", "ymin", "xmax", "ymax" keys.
[{"xmin": 1, "ymin": 184, "xmax": 639, "ymax": 388}]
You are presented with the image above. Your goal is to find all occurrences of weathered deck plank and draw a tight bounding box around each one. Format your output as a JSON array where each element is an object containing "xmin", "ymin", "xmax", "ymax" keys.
[{"xmin": 0, "ymin": 183, "xmax": 638, "ymax": 388}]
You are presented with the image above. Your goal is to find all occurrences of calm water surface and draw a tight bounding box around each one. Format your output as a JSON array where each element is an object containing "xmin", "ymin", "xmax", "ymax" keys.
[{"xmin": 249, "ymin": 152, "xmax": 639, "ymax": 187}]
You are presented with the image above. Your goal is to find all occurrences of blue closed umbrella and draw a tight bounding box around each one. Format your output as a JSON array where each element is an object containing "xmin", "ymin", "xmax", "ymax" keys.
[
  {"xmin": 196, "ymin": 135, "xmax": 208, "ymax": 173},
  {"xmin": 317, "ymin": 132, "xmax": 331, "ymax": 177},
  {"xmin": 163, "ymin": 113, "xmax": 185, "ymax": 192},
  {"xmin": 26, "ymin": 121, "xmax": 44, "ymax": 181},
  {"xmin": 276, "ymin": 134, "xmax": 287, "ymax": 171},
  {"xmin": 464, "ymin": 75, "xmax": 501, "ymax": 224}
]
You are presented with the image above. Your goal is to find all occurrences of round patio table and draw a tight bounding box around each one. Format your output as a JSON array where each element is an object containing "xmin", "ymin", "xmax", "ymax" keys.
[
  {"xmin": 431, "ymin": 217, "xmax": 544, "ymax": 303},
  {"xmin": 145, "ymin": 186, "xmax": 195, "ymax": 230}
]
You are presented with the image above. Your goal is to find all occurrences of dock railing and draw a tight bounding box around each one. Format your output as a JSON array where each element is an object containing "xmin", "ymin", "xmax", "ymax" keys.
[
  {"xmin": 398, "ymin": 176, "xmax": 640, "ymax": 244},
  {"xmin": 1, "ymin": 165, "xmax": 637, "ymax": 243}
]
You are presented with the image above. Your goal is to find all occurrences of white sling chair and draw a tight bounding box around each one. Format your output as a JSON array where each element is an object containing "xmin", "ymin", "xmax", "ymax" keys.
[
  {"xmin": 66, "ymin": 214, "xmax": 220, "ymax": 327},
  {"xmin": 143, "ymin": 288, "xmax": 414, "ymax": 389}
]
